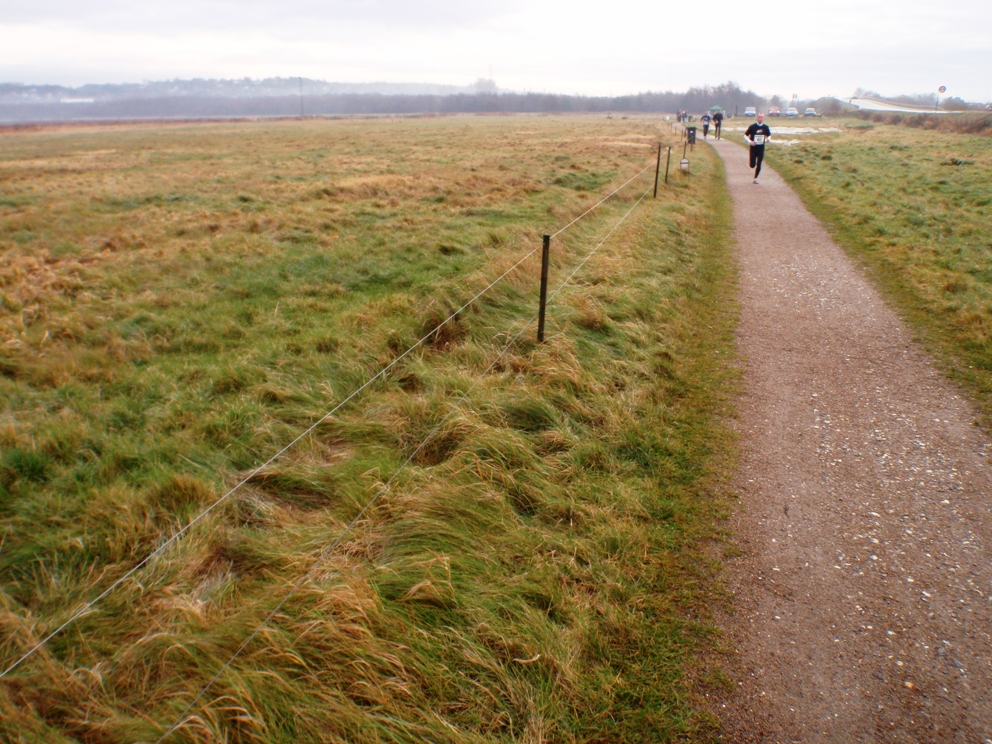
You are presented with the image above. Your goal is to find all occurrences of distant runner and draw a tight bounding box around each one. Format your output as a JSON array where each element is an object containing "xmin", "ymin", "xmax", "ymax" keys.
[
  {"xmin": 713, "ymin": 110, "xmax": 723, "ymax": 139},
  {"xmin": 744, "ymin": 112, "xmax": 771, "ymax": 183},
  {"xmin": 701, "ymin": 112, "xmax": 712, "ymax": 139}
]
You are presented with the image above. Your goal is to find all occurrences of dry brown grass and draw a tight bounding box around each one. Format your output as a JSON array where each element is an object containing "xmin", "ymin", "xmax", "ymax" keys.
[{"xmin": 0, "ymin": 114, "xmax": 738, "ymax": 743}]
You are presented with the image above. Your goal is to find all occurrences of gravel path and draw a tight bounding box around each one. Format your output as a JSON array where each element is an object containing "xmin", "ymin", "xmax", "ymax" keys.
[{"xmin": 709, "ymin": 137, "xmax": 992, "ymax": 743}]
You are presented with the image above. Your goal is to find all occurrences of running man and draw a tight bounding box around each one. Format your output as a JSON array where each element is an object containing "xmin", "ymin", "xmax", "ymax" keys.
[
  {"xmin": 701, "ymin": 111, "xmax": 712, "ymax": 138},
  {"xmin": 744, "ymin": 112, "xmax": 771, "ymax": 183},
  {"xmin": 713, "ymin": 109, "xmax": 723, "ymax": 139}
]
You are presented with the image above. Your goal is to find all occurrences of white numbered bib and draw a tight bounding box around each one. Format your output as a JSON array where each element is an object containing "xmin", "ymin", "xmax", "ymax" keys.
[{"xmin": 753, "ymin": 134, "xmax": 765, "ymax": 145}]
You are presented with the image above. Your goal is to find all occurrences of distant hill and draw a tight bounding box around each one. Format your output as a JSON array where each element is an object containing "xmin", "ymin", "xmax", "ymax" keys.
[{"xmin": 0, "ymin": 77, "xmax": 497, "ymax": 105}]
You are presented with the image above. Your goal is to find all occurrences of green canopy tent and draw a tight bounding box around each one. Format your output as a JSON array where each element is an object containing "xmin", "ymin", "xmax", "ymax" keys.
[{"xmin": 708, "ymin": 105, "xmax": 725, "ymax": 112}]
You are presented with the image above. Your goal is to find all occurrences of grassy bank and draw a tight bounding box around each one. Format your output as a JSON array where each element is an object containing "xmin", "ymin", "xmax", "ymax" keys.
[
  {"xmin": 1, "ymin": 116, "xmax": 738, "ymax": 742},
  {"xmin": 855, "ymin": 110, "xmax": 992, "ymax": 137},
  {"xmin": 764, "ymin": 124, "xmax": 992, "ymax": 421}
]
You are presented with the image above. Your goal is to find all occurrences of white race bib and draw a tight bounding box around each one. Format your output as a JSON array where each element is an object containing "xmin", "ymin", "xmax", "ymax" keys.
[{"xmin": 753, "ymin": 134, "xmax": 765, "ymax": 145}]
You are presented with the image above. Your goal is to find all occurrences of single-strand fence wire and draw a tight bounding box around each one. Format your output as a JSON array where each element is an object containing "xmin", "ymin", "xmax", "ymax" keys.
[
  {"xmin": 550, "ymin": 163, "xmax": 652, "ymax": 239},
  {"xmin": 548, "ymin": 186, "xmax": 652, "ymax": 306},
  {"xmin": 155, "ymin": 181, "xmax": 654, "ymax": 743},
  {"xmin": 0, "ymin": 243, "xmax": 534, "ymax": 680},
  {"xmin": 0, "ymin": 159, "xmax": 656, "ymax": 681}
]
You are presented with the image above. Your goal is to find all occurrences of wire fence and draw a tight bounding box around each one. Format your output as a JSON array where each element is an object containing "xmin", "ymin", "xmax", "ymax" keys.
[
  {"xmin": 0, "ymin": 152, "xmax": 664, "ymax": 683},
  {"xmin": 155, "ymin": 182, "xmax": 654, "ymax": 741}
]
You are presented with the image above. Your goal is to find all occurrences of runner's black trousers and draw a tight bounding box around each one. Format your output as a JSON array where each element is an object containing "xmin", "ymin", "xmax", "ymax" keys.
[{"xmin": 749, "ymin": 145, "xmax": 765, "ymax": 177}]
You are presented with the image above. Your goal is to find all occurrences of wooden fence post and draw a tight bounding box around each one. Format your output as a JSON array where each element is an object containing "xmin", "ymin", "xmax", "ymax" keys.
[{"xmin": 537, "ymin": 234, "xmax": 551, "ymax": 342}]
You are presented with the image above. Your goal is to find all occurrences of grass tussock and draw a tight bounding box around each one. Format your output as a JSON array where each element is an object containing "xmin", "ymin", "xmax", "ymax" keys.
[
  {"xmin": 765, "ymin": 123, "xmax": 992, "ymax": 421},
  {"xmin": 0, "ymin": 115, "xmax": 738, "ymax": 742}
]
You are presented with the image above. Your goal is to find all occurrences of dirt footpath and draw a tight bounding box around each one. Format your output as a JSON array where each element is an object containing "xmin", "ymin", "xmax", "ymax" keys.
[{"xmin": 710, "ymin": 137, "xmax": 992, "ymax": 743}]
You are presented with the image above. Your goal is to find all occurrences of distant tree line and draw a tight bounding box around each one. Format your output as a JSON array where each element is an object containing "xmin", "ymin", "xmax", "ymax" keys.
[
  {"xmin": 2, "ymin": 76, "xmax": 987, "ymax": 125},
  {"xmin": 0, "ymin": 80, "xmax": 772, "ymax": 124}
]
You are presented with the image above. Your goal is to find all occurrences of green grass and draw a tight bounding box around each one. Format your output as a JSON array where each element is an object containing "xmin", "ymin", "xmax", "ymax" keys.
[
  {"xmin": 0, "ymin": 116, "xmax": 738, "ymax": 742},
  {"xmin": 763, "ymin": 122, "xmax": 992, "ymax": 421}
]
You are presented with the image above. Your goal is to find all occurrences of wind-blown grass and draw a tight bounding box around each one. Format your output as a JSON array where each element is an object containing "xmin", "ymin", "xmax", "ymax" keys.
[{"xmin": 0, "ymin": 115, "xmax": 737, "ymax": 742}]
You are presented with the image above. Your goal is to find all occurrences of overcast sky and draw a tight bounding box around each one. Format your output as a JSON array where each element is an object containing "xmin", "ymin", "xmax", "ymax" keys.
[{"xmin": 2, "ymin": 0, "xmax": 990, "ymax": 102}]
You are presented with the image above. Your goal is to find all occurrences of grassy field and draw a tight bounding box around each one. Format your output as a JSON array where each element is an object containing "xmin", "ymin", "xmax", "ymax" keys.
[
  {"xmin": 0, "ymin": 115, "xmax": 739, "ymax": 742},
  {"xmin": 853, "ymin": 109, "xmax": 992, "ymax": 137},
  {"xmin": 762, "ymin": 121, "xmax": 992, "ymax": 421}
]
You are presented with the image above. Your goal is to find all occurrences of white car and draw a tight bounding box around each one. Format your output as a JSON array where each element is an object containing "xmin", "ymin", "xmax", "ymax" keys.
[
  {"xmin": 804, "ymin": 108, "xmax": 819, "ymax": 117},
  {"xmin": 785, "ymin": 107, "xmax": 799, "ymax": 117},
  {"xmin": 744, "ymin": 106, "xmax": 757, "ymax": 117}
]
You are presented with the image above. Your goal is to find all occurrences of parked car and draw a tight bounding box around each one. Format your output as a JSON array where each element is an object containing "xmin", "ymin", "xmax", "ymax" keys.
[
  {"xmin": 768, "ymin": 106, "xmax": 781, "ymax": 116},
  {"xmin": 744, "ymin": 106, "xmax": 757, "ymax": 117},
  {"xmin": 785, "ymin": 107, "xmax": 799, "ymax": 117},
  {"xmin": 804, "ymin": 107, "xmax": 819, "ymax": 117}
]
